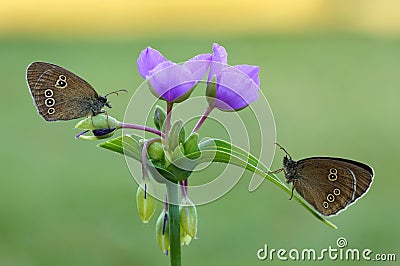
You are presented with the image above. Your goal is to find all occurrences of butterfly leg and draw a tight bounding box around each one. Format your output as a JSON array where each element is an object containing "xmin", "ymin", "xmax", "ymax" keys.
[
  {"xmin": 289, "ymin": 184, "xmax": 295, "ymax": 200},
  {"xmin": 267, "ymin": 168, "xmax": 284, "ymax": 174},
  {"xmin": 104, "ymin": 110, "xmax": 111, "ymax": 128},
  {"xmin": 90, "ymin": 110, "xmax": 111, "ymax": 128}
]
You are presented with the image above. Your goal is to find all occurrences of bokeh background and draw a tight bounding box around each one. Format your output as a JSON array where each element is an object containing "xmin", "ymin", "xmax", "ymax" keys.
[{"xmin": 1, "ymin": 0, "xmax": 399, "ymax": 265}]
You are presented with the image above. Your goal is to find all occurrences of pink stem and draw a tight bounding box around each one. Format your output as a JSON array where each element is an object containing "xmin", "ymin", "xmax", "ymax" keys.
[
  {"xmin": 120, "ymin": 123, "xmax": 165, "ymax": 138},
  {"xmin": 164, "ymin": 102, "xmax": 173, "ymax": 138},
  {"xmin": 179, "ymin": 179, "xmax": 189, "ymax": 198},
  {"xmin": 192, "ymin": 105, "xmax": 214, "ymax": 134},
  {"xmin": 164, "ymin": 194, "xmax": 169, "ymax": 211}
]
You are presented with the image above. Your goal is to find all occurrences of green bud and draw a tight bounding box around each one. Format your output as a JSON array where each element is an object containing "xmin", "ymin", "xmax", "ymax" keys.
[
  {"xmin": 153, "ymin": 105, "xmax": 167, "ymax": 131},
  {"xmin": 75, "ymin": 128, "xmax": 117, "ymax": 140},
  {"xmin": 171, "ymin": 143, "xmax": 185, "ymax": 162},
  {"xmin": 180, "ymin": 197, "xmax": 198, "ymax": 239},
  {"xmin": 136, "ymin": 181, "xmax": 156, "ymax": 223},
  {"xmin": 179, "ymin": 125, "xmax": 186, "ymax": 145},
  {"xmin": 147, "ymin": 141, "xmax": 164, "ymax": 161},
  {"xmin": 75, "ymin": 114, "xmax": 120, "ymax": 130},
  {"xmin": 168, "ymin": 120, "xmax": 185, "ymax": 152},
  {"xmin": 156, "ymin": 209, "xmax": 170, "ymax": 254},
  {"xmin": 180, "ymin": 226, "xmax": 193, "ymax": 246},
  {"xmin": 206, "ymin": 75, "xmax": 217, "ymax": 107},
  {"xmin": 183, "ymin": 133, "xmax": 200, "ymax": 156}
]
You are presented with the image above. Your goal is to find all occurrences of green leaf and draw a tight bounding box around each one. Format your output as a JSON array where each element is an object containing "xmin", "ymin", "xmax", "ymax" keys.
[
  {"xmin": 98, "ymin": 135, "xmax": 336, "ymax": 229},
  {"xmin": 153, "ymin": 105, "xmax": 167, "ymax": 131},
  {"xmin": 196, "ymin": 138, "xmax": 336, "ymax": 229},
  {"xmin": 98, "ymin": 134, "xmax": 143, "ymax": 161}
]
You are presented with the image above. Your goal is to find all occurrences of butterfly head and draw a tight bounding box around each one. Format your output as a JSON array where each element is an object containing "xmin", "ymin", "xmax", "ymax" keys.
[
  {"xmin": 283, "ymin": 155, "xmax": 297, "ymax": 183},
  {"xmin": 98, "ymin": 95, "xmax": 112, "ymax": 108}
]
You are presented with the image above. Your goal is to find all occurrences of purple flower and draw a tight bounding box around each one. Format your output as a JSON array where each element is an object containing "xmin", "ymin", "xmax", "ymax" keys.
[
  {"xmin": 137, "ymin": 47, "xmax": 212, "ymax": 103},
  {"xmin": 75, "ymin": 128, "xmax": 116, "ymax": 139},
  {"xmin": 92, "ymin": 128, "xmax": 117, "ymax": 136},
  {"xmin": 208, "ymin": 43, "xmax": 260, "ymax": 111}
]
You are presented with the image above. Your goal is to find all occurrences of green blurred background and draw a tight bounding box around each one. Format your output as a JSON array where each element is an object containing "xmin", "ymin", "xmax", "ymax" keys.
[{"xmin": 1, "ymin": 0, "xmax": 399, "ymax": 265}]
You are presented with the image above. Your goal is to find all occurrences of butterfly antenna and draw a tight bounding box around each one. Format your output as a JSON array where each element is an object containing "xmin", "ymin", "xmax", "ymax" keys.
[
  {"xmin": 275, "ymin": 142, "xmax": 292, "ymax": 159},
  {"xmin": 104, "ymin": 89, "xmax": 128, "ymax": 97}
]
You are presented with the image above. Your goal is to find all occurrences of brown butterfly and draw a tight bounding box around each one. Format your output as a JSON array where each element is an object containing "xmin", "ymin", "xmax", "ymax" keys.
[
  {"xmin": 271, "ymin": 144, "xmax": 374, "ymax": 216},
  {"xmin": 26, "ymin": 62, "xmax": 125, "ymax": 121}
]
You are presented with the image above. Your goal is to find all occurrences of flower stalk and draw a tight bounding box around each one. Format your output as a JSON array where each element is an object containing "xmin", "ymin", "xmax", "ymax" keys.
[
  {"xmin": 164, "ymin": 102, "xmax": 173, "ymax": 137},
  {"xmin": 166, "ymin": 182, "xmax": 181, "ymax": 266},
  {"xmin": 192, "ymin": 105, "xmax": 214, "ymax": 134},
  {"xmin": 80, "ymin": 43, "xmax": 266, "ymax": 266},
  {"xmin": 120, "ymin": 122, "xmax": 164, "ymax": 138}
]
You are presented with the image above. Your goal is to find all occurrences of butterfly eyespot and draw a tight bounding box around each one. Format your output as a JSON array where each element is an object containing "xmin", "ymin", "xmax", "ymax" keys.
[
  {"xmin": 333, "ymin": 188, "xmax": 341, "ymax": 196},
  {"xmin": 55, "ymin": 79, "xmax": 67, "ymax": 89},
  {"xmin": 329, "ymin": 168, "xmax": 337, "ymax": 174},
  {"xmin": 44, "ymin": 89, "xmax": 53, "ymax": 97},
  {"xmin": 47, "ymin": 108, "xmax": 55, "ymax": 115},
  {"xmin": 323, "ymin": 202, "xmax": 329, "ymax": 209},
  {"xmin": 328, "ymin": 173, "xmax": 337, "ymax": 181},
  {"xmin": 58, "ymin": 80, "xmax": 67, "ymax": 87},
  {"xmin": 327, "ymin": 194, "xmax": 335, "ymax": 202},
  {"xmin": 45, "ymin": 98, "xmax": 55, "ymax": 107},
  {"xmin": 59, "ymin": 75, "xmax": 66, "ymax": 80}
]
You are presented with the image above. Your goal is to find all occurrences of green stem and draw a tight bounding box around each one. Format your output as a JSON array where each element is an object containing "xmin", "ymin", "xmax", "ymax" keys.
[{"xmin": 166, "ymin": 182, "xmax": 181, "ymax": 266}]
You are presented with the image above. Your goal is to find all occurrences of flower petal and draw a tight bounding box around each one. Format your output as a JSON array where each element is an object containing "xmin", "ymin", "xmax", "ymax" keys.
[
  {"xmin": 214, "ymin": 66, "xmax": 260, "ymax": 111},
  {"xmin": 137, "ymin": 46, "xmax": 168, "ymax": 79},
  {"xmin": 148, "ymin": 62, "xmax": 197, "ymax": 102},
  {"xmin": 208, "ymin": 43, "xmax": 228, "ymax": 82},
  {"xmin": 184, "ymin": 53, "xmax": 212, "ymax": 80},
  {"xmin": 211, "ymin": 43, "xmax": 227, "ymax": 64},
  {"xmin": 233, "ymin": 64, "xmax": 260, "ymax": 87},
  {"xmin": 148, "ymin": 55, "xmax": 211, "ymax": 103}
]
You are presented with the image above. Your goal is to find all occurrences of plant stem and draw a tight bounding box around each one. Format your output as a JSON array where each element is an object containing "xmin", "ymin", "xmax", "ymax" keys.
[
  {"xmin": 119, "ymin": 123, "xmax": 165, "ymax": 138},
  {"xmin": 192, "ymin": 105, "xmax": 214, "ymax": 133},
  {"xmin": 166, "ymin": 182, "xmax": 181, "ymax": 266},
  {"xmin": 164, "ymin": 102, "xmax": 173, "ymax": 138}
]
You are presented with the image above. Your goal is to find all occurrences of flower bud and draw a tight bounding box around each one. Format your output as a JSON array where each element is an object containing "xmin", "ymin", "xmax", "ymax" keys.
[
  {"xmin": 153, "ymin": 105, "xmax": 167, "ymax": 131},
  {"xmin": 136, "ymin": 181, "xmax": 156, "ymax": 223},
  {"xmin": 167, "ymin": 120, "xmax": 185, "ymax": 152},
  {"xmin": 147, "ymin": 141, "xmax": 164, "ymax": 161},
  {"xmin": 206, "ymin": 75, "xmax": 217, "ymax": 107},
  {"xmin": 75, "ymin": 128, "xmax": 117, "ymax": 140},
  {"xmin": 156, "ymin": 209, "xmax": 170, "ymax": 254},
  {"xmin": 171, "ymin": 143, "xmax": 187, "ymax": 163},
  {"xmin": 75, "ymin": 114, "xmax": 120, "ymax": 130},
  {"xmin": 180, "ymin": 197, "xmax": 198, "ymax": 238},
  {"xmin": 92, "ymin": 128, "xmax": 116, "ymax": 136},
  {"xmin": 180, "ymin": 226, "xmax": 193, "ymax": 246},
  {"xmin": 183, "ymin": 133, "xmax": 200, "ymax": 157}
]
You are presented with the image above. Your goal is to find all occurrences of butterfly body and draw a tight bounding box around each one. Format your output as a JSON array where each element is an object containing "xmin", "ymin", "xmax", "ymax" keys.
[
  {"xmin": 282, "ymin": 155, "xmax": 374, "ymax": 216},
  {"xmin": 26, "ymin": 62, "xmax": 111, "ymax": 121}
]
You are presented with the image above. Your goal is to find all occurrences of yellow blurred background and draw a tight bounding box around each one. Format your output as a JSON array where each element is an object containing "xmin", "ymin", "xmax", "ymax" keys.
[
  {"xmin": 1, "ymin": 0, "xmax": 400, "ymax": 37},
  {"xmin": 1, "ymin": 1, "xmax": 399, "ymax": 265}
]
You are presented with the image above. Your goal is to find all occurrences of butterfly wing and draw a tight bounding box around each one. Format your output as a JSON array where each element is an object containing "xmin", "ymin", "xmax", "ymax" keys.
[
  {"xmin": 294, "ymin": 157, "xmax": 373, "ymax": 216},
  {"xmin": 26, "ymin": 62, "xmax": 100, "ymax": 121}
]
